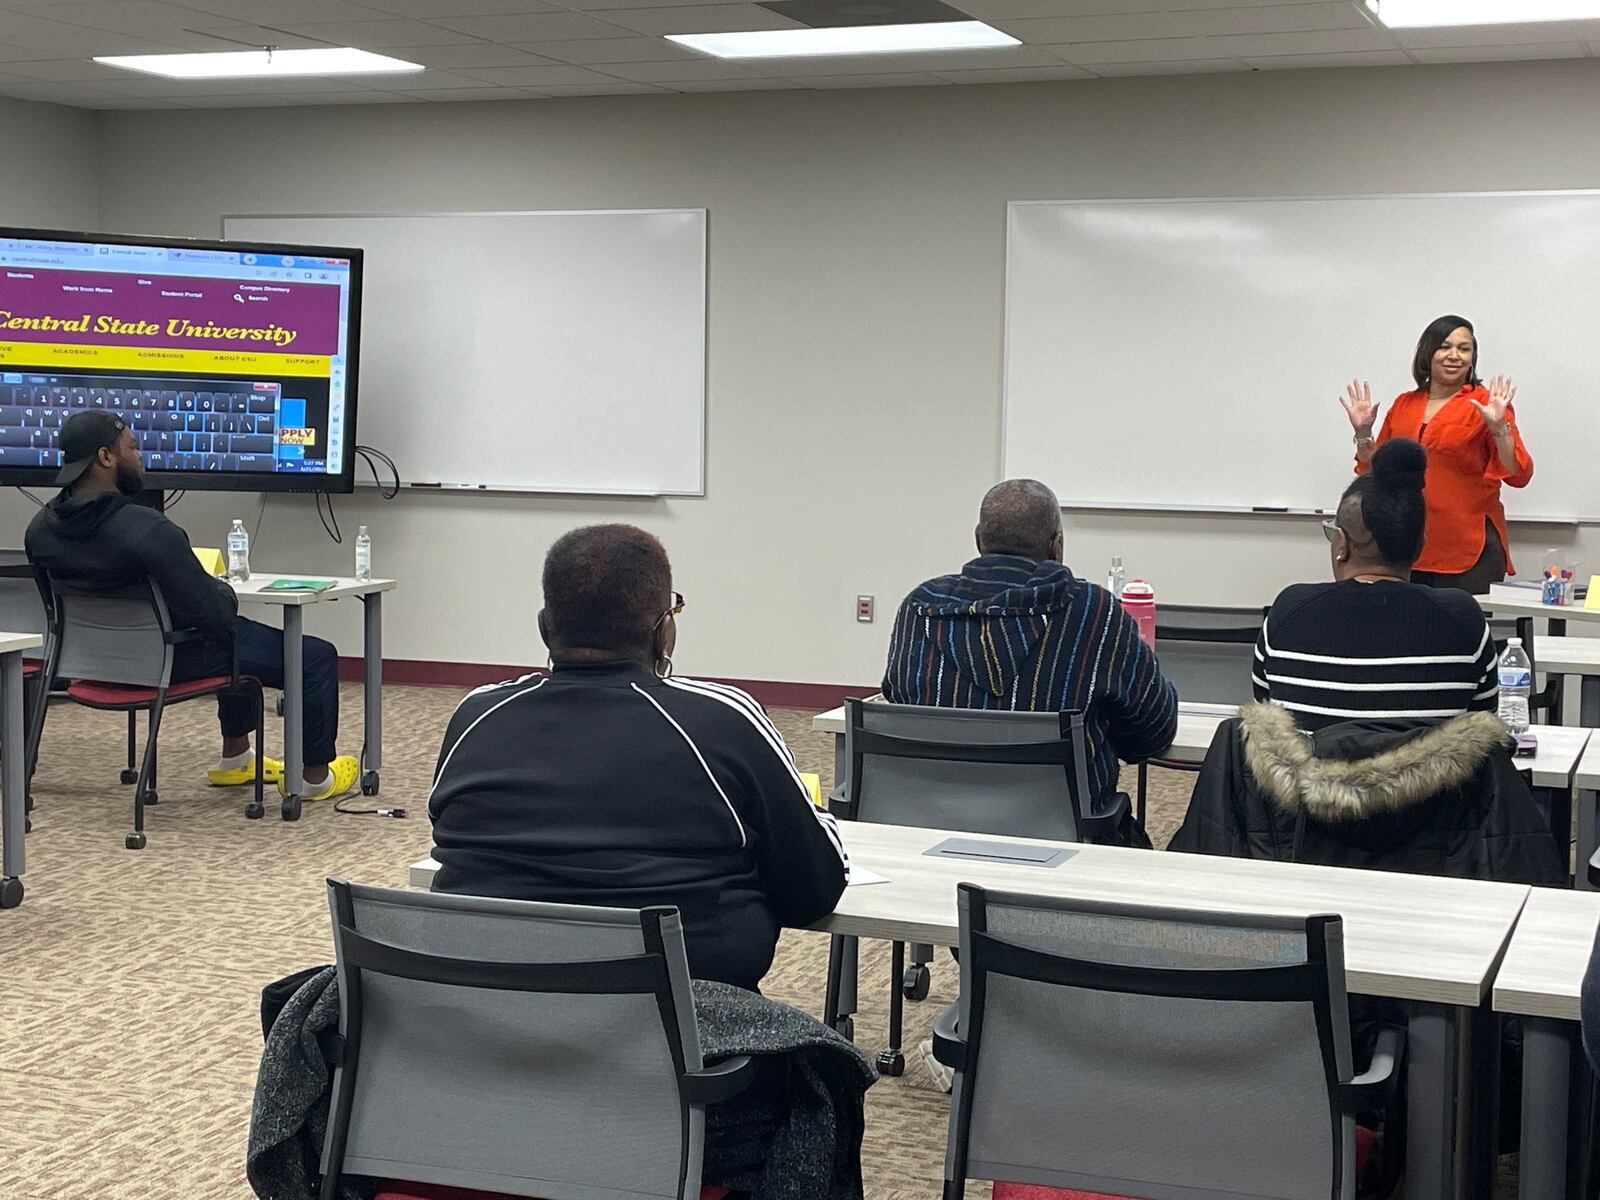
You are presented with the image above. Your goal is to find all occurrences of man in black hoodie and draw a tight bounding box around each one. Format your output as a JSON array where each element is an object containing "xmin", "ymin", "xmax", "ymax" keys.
[{"xmin": 25, "ymin": 412, "xmax": 359, "ymax": 802}]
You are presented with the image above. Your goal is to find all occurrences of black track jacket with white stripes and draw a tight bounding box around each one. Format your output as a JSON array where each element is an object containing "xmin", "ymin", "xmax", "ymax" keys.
[{"xmin": 428, "ymin": 660, "xmax": 849, "ymax": 990}]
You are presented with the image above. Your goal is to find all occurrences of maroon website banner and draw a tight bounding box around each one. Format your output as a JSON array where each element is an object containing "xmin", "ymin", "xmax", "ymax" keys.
[{"xmin": 0, "ymin": 267, "xmax": 341, "ymax": 356}]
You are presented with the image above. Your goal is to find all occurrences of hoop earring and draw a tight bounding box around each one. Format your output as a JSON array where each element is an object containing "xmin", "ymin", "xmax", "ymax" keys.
[{"xmin": 654, "ymin": 654, "xmax": 673, "ymax": 680}]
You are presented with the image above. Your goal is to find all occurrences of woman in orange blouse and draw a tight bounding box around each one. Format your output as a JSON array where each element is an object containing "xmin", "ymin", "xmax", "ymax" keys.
[{"xmin": 1338, "ymin": 314, "xmax": 1533, "ymax": 594}]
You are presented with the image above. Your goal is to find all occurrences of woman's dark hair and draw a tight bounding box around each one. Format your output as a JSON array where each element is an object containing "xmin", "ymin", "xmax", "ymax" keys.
[
  {"xmin": 1411, "ymin": 314, "xmax": 1479, "ymax": 389},
  {"xmin": 1340, "ymin": 439, "xmax": 1428, "ymax": 566},
  {"xmin": 541, "ymin": 523, "xmax": 672, "ymax": 658}
]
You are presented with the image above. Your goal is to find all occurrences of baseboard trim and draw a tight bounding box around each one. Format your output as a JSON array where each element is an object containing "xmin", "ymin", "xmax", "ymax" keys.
[{"xmin": 335, "ymin": 656, "xmax": 873, "ymax": 710}]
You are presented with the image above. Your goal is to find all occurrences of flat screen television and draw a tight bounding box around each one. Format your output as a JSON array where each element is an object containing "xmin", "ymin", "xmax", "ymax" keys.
[{"xmin": 0, "ymin": 227, "xmax": 363, "ymax": 494}]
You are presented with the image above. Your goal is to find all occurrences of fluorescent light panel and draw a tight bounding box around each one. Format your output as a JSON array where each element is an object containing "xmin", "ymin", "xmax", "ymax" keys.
[
  {"xmin": 1365, "ymin": 0, "xmax": 1600, "ymax": 27},
  {"xmin": 666, "ymin": 20, "xmax": 1019, "ymax": 59},
  {"xmin": 94, "ymin": 48, "xmax": 424, "ymax": 79}
]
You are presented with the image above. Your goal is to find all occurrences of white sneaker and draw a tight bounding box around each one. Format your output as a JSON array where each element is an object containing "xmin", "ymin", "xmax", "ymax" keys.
[{"xmin": 919, "ymin": 1037, "xmax": 954, "ymax": 1093}]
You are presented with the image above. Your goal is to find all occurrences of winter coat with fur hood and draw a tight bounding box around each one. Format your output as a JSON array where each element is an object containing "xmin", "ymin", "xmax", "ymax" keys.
[{"xmin": 1169, "ymin": 703, "xmax": 1565, "ymax": 886}]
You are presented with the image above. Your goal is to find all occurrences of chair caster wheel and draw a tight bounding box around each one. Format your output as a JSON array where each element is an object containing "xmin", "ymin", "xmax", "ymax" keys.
[
  {"xmin": 245, "ymin": 802, "xmax": 265, "ymax": 820},
  {"xmin": 119, "ymin": 769, "xmax": 137, "ymax": 785},
  {"xmin": 0, "ymin": 876, "xmax": 22, "ymax": 908},
  {"xmin": 281, "ymin": 796, "xmax": 302, "ymax": 822},
  {"xmin": 125, "ymin": 832, "xmax": 146, "ymax": 850},
  {"xmin": 361, "ymin": 770, "xmax": 379, "ymax": 797},
  {"xmin": 144, "ymin": 790, "xmax": 158, "ymax": 806},
  {"xmin": 832, "ymin": 1016, "xmax": 854, "ymax": 1042},
  {"xmin": 902, "ymin": 964, "xmax": 931, "ymax": 1001},
  {"xmin": 875, "ymin": 1051, "xmax": 906, "ymax": 1077}
]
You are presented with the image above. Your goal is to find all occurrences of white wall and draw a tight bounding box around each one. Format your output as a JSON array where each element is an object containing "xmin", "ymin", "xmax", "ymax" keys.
[{"xmin": 47, "ymin": 63, "xmax": 1600, "ymax": 684}]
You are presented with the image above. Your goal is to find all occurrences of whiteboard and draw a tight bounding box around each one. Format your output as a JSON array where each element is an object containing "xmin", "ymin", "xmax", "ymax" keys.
[
  {"xmin": 224, "ymin": 210, "xmax": 706, "ymax": 495},
  {"xmin": 1004, "ymin": 193, "xmax": 1600, "ymax": 521}
]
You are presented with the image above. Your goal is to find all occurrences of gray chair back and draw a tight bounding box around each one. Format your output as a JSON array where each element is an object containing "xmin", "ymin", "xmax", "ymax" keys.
[
  {"xmin": 946, "ymin": 885, "xmax": 1357, "ymax": 1200},
  {"xmin": 1154, "ymin": 604, "xmax": 1267, "ymax": 708},
  {"xmin": 322, "ymin": 881, "xmax": 718, "ymax": 1200},
  {"xmin": 0, "ymin": 552, "xmax": 48, "ymax": 662},
  {"xmin": 842, "ymin": 699, "xmax": 1102, "ymax": 841},
  {"xmin": 45, "ymin": 576, "xmax": 173, "ymax": 688}
]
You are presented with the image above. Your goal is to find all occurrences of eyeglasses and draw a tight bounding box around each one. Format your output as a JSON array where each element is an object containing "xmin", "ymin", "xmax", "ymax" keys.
[
  {"xmin": 1321, "ymin": 520, "xmax": 1342, "ymax": 544},
  {"xmin": 655, "ymin": 591, "xmax": 685, "ymax": 630}
]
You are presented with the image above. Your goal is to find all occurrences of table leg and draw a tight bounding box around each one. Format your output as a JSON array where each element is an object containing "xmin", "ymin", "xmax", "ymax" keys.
[
  {"xmin": 821, "ymin": 934, "xmax": 860, "ymax": 1038},
  {"xmin": 1581, "ymin": 677, "xmax": 1599, "ymax": 728},
  {"xmin": 1519, "ymin": 1017, "xmax": 1575, "ymax": 1200},
  {"xmin": 1578, "ymin": 787, "xmax": 1597, "ymax": 892},
  {"xmin": 360, "ymin": 593, "xmax": 383, "ymax": 796},
  {"xmin": 832, "ymin": 731, "xmax": 845, "ymax": 797},
  {"xmin": 1406, "ymin": 1004, "xmax": 1461, "ymax": 1200},
  {"xmin": 1, "ymin": 651, "xmax": 24, "ymax": 907},
  {"xmin": 281, "ymin": 606, "xmax": 304, "ymax": 821}
]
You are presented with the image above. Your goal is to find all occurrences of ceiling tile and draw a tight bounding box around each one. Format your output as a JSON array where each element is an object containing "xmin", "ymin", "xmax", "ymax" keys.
[
  {"xmin": 990, "ymin": 14, "xmax": 1185, "ymax": 42},
  {"xmin": 1056, "ymin": 37, "xmax": 1225, "ymax": 65},
  {"xmin": 1088, "ymin": 57, "xmax": 1249, "ymax": 75},
  {"xmin": 7, "ymin": 2, "xmax": 209, "ymax": 39},
  {"xmin": 182, "ymin": 24, "xmax": 330, "ymax": 50},
  {"xmin": 555, "ymin": 0, "xmax": 764, "ymax": 8},
  {"xmin": 521, "ymin": 35, "xmax": 701, "ymax": 63},
  {"xmin": 379, "ymin": 42, "xmax": 560, "ymax": 67},
  {"xmin": 743, "ymin": 52, "xmax": 932, "ymax": 75},
  {"xmin": 366, "ymin": 67, "xmax": 488, "ymax": 88},
  {"xmin": 178, "ymin": 0, "xmax": 385, "ymax": 22},
  {"xmin": 935, "ymin": 64, "xmax": 1095, "ymax": 82},
  {"xmin": 663, "ymin": 75, "xmax": 803, "ymax": 89},
  {"xmin": 286, "ymin": 89, "xmax": 417, "ymax": 103},
  {"xmin": 0, "ymin": 11, "xmax": 179, "ymax": 55},
  {"xmin": 800, "ymin": 71, "xmax": 944, "ymax": 87},
  {"xmin": 1199, "ymin": 28, "xmax": 1399, "ymax": 56},
  {"xmin": 595, "ymin": 56, "xmax": 763, "ymax": 79},
  {"xmin": 0, "ymin": 56, "xmax": 142, "ymax": 81},
  {"xmin": 166, "ymin": 94, "xmax": 304, "ymax": 107},
  {"xmin": 953, "ymin": 0, "xmax": 1149, "ymax": 16},
  {"xmin": 393, "ymin": 85, "xmax": 542, "ymax": 99},
  {"xmin": 1408, "ymin": 41, "xmax": 1591, "ymax": 63},
  {"xmin": 356, "ymin": 0, "xmax": 558, "ymax": 14},
  {"xmin": 272, "ymin": 19, "xmax": 482, "ymax": 48},
  {"xmin": 528, "ymin": 80, "xmax": 671, "ymax": 94},
  {"xmin": 427, "ymin": 11, "xmax": 632, "ymax": 39},
  {"xmin": 1390, "ymin": 21, "xmax": 1600, "ymax": 49},
  {"xmin": 453, "ymin": 61, "xmax": 620, "ymax": 82},
  {"xmin": 1167, "ymin": 3, "xmax": 1377, "ymax": 37},
  {"xmin": 889, "ymin": 43, "xmax": 1068, "ymax": 71},
  {"xmin": 594, "ymin": 4, "xmax": 805, "ymax": 36},
  {"xmin": 1240, "ymin": 48, "xmax": 1413, "ymax": 68}
]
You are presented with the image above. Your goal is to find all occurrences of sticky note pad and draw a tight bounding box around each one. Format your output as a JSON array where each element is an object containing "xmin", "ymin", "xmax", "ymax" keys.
[
  {"xmin": 193, "ymin": 547, "xmax": 225, "ymax": 577},
  {"xmin": 799, "ymin": 771, "xmax": 822, "ymax": 807},
  {"xmin": 1586, "ymin": 576, "xmax": 1600, "ymax": 611}
]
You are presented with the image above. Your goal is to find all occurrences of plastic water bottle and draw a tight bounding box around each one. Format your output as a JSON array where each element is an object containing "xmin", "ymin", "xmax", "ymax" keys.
[
  {"xmin": 226, "ymin": 519, "xmax": 250, "ymax": 582},
  {"xmin": 354, "ymin": 526, "xmax": 372, "ymax": 582},
  {"xmin": 1120, "ymin": 579, "xmax": 1157, "ymax": 648},
  {"xmin": 1105, "ymin": 556, "xmax": 1126, "ymax": 598},
  {"xmin": 1497, "ymin": 638, "xmax": 1532, "ymax": 734}
]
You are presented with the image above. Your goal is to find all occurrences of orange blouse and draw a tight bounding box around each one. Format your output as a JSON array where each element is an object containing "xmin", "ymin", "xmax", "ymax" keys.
[{"xmin": 1356, "ymin": 384, "xmax": 1533, "ymax": 575}]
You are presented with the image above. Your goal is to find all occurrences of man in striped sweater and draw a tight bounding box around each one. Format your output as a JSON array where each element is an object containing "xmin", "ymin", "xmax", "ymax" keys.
[{"xmin": 882, "ymin": 479, "xmax": 1178, "ymax": 815}]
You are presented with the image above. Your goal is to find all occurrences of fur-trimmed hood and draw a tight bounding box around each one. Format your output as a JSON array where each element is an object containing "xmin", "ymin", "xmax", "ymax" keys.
[{"xmin": 1240, "ymin": 702, "xmax": 1512, "ymax": 823}]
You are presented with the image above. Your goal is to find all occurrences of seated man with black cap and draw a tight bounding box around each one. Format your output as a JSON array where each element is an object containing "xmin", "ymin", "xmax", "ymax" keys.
[{"xmin": 25, "ymin": 411, "xmax": 360, "ymax": 802}]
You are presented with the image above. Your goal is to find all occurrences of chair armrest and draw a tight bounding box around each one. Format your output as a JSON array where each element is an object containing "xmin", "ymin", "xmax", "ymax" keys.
[
  {"xmin": 680, "ymin": 1055, "xmax": 755, "ymax": 1105},
  {"xmin": 163, "ymin": 628, "xmax": 204, "ymax": 646},
  {"xmin": 827, "ymin": 783, "xmax": 856, "ymax": 821},
  {"xmin": 1339, "ymin": 1025, "xmax": 1405, "ymax": 1112},
  {"xmin": 1080, "ymin": 791, "xmax": 1131, "ymax": 843},
  {"xmin": 931, "ymin": 1002, "xmax": 964, "ymax": 1071}
]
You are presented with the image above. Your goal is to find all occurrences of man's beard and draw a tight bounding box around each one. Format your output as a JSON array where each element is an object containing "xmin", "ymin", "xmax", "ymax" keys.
[{"xmin": 114, "ymin": 461, "xmax": 144, "ymax": 497}]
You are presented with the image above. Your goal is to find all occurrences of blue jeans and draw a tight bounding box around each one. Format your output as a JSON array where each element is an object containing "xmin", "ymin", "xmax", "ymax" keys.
[{"xmin": 174, "ymin": 616, "xmax": 340, "ymax": 767}]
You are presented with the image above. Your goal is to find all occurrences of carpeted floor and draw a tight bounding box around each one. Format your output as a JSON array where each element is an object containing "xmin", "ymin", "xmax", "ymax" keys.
[{"xmin": 0, "ymin": 683, "xmax": 1225, "ymax": 1200}]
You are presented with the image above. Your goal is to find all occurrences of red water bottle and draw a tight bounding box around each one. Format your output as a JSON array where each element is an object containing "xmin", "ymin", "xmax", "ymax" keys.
[{"xmin": 1121, "ymin": 579, "xmax": 1156, "ymax": 648}]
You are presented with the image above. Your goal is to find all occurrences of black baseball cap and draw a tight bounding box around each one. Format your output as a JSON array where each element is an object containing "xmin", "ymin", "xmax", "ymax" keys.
[{"xmin": 55, "ymin": 411, "xmax": 129, "ymax": 487}]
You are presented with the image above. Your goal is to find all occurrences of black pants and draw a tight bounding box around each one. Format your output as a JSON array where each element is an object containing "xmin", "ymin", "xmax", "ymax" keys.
[
  {"xmin": 174, "ymin": 616, "xmax": 340, "ymax": 766},
  {"xmin": 1412, "ymin": 519, "xmax": 1507, "ymax": 596}
]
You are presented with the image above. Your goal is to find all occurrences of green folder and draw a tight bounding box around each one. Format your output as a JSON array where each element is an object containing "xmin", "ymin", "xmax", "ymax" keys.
[{"xmin": 262, "ymin": 578, "xmax": 337, "ymax": 592}]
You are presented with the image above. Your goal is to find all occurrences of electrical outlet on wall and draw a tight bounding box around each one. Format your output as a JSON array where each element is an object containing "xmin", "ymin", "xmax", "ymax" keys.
[{"xmin": 856, "ymin": 595, "xmax": 874, "ymax": 623}]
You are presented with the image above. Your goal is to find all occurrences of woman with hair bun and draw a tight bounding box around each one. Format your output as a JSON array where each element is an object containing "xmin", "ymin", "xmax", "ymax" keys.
[
  {"xmin": 1251, "ymin": 439, "xmax": 1500, "ymax": 731},
  {"xmin": 1339, "ymin": 314, "xmax": 1532, "ymax": 593}
]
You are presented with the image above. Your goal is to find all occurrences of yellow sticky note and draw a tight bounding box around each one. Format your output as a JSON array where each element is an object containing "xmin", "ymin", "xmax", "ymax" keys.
[
  {"xmin": 193, "ymin": 547, "xmax": 226, "ymax": 577},
  {"xmin": 1586, "ymin": 576, "xmax": 1600, "ymax": 611},
  {"xmin": 799, "ymin": 771, "xmax": 823, "ymax": 808}
]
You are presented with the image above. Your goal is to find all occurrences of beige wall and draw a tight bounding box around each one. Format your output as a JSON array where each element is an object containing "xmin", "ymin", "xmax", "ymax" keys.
[{"xmin": 16, "ymin": 63, "xmax": 1600, "ymax": 684}]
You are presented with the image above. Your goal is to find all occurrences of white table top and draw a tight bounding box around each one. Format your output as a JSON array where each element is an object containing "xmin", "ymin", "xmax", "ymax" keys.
[
  {"xmin": 229, "ymin": 575, "xmax": 396, "ymax": 606},
  {"xmin": 1577, "ymin": 735, "xmax": 1600, "ymax": 791},
  {"xmin": 1538, "ymin": 637, "xmax": 1600, "ymax": 674},
  {"xmin": 0, "ymin": 631, "xmax": 43, "ymax": 656},
  {"xmin": 1479, "ymin": 592, "xmax": 1600, "ymax": 625},
  {"xmin": 411, "ymin": 820, "xmax": 1529, "ymax": 1006},
  {"xmin": 1492, "ymin": 886, "xmax": 1600, "ymax": 1021},
  {"xmin": 813, "ymin": 703, "xmax": 1589, "ymax": 789}
]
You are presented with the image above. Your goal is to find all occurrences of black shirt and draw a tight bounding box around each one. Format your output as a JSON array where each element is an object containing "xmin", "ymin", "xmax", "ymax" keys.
[
  {"xmin": 428, "ymin": 661, "xmax": 850, "ymax": 990},
  {"xmin": 1252, "ymin": 579, "xmax": 1499, "ymax": 731}
]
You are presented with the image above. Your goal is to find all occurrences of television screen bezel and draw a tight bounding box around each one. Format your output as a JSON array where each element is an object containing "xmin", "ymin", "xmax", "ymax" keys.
[{"xmin": 0, "ymin": 225, "xmax": 364, "ymax": 495}]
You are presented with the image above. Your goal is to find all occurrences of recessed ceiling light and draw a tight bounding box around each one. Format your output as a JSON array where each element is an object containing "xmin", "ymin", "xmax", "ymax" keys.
[
  {"xmin": 93, "ymin": 48, "xmax": 425, "ymax": 79},
  {"xmin": 1365, "ymin": 0, "xmax": 1600, "ymax": 27},
  {"xmin": 665, "ymin": 20, "xmax": 1019, "ymax": 59}
]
